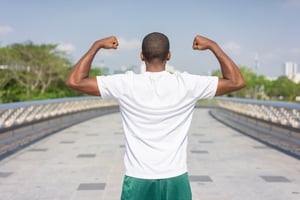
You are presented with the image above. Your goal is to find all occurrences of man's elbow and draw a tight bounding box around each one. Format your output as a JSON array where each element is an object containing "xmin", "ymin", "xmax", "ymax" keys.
[
  {"xmin": 66, "ymin": 78, "xmax": 79, "ymax": 90},
  {"xmin": 229, "ymin": 80, "xmax": 246, "ymax": 93},
  {"xmin": 65, "ymin": 78, "xmax": 72, "ymax": 89},
  {"xmin": 237, "ymin": 79, "xmax": 246, "ymax": 90}
]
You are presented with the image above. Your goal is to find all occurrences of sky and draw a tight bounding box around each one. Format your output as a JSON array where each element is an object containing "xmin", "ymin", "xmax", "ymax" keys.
[{"xmin": 1, "ymin": 0, "xmax": 300, "ymax": 77}]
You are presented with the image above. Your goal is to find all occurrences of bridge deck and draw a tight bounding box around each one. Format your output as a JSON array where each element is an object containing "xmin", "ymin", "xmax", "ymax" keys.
[{"xmin": 0, "ymin": 109, "xmax": 299, "ymax": 200}]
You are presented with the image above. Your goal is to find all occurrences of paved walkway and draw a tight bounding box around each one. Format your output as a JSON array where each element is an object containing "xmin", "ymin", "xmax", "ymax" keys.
[{"xmin": 0, "ymin": 109, "xmax": 299, "ymax": 200}]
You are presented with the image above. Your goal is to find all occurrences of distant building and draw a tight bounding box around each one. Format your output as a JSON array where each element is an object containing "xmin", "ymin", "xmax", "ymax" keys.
[
  {"xmin": 293, "ymin": 73, "xmax": 300, "ymax": 83},
  {"xmin": 283, "ymin": 62, "xmax": 297, "ymax": 78},
  {"xmin": 283, "ymin": 62, "xmax": 299, "ymax": 83}
]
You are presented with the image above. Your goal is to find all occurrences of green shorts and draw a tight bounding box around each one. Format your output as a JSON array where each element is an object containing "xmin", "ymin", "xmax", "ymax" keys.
[{"xmin": 120, "ymin": 173, "xmax": 192, "ymax": 200}]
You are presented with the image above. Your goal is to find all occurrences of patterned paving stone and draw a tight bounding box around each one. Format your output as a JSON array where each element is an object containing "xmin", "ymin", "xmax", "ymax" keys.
[
  {"xmin": 77, "ymin": 183, "xmax": 106, "ymax": 190},
  {"xmin": 260, "ymin": 176, "xmax": 291, "ymax": 182}
]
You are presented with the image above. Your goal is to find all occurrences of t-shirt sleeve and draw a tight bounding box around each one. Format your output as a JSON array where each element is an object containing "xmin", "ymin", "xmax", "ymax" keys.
[
  {"xmin": 96, "ymin": 74, "xmax": 129, "ymax": 99},
  {"xmin": 183, "ymin": 73, "xmax": 218, "ymax": 99},
  {"xmin": 197, "ymin": 76, "xmax": 218, "ymax": 99}
]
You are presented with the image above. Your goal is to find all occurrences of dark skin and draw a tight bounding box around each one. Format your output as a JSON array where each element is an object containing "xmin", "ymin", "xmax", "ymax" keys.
[
  {"xmin": 192, "ymin": 35, "xmax": 246, "ymax": 95},
  {"xmin": 66, "ymin": 34, "xmax": 245, "ymax": 96},
  {"xmin": 66, "ymin": 36, "xmax": 118, "ymax": 96}
]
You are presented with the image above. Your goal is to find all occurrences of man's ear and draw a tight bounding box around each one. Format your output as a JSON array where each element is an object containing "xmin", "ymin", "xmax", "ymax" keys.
[
  {"xmin": 140, "ymin": 52, "xmax": 145, "ymax": 61},
  {"xmin": 167, "ymin": 51, "xmax": 171, "ymax": 61}
]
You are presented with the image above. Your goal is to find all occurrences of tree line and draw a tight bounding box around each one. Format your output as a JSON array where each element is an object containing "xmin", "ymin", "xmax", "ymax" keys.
[
  {"xmin": 0, "ymin": 42, "xmax": 100, "ymax": 103},
  {"xmin": 212, "ymin": 67, "xmax": 300, "ymax": 102},
  {"xmin": 0, "ymin": 42, "xmax": 299, "ymax": 103}
]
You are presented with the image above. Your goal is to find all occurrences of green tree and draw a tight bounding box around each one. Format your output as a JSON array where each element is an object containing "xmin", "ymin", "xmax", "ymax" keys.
[
  {"xmin": 0, "ymin": 42, "xmax": 72, "ymax": 102},
  {"xmin": 236, "ymin": 67, "xmax": 257, "ymax": 98},
  {"xmin": 212, "ymin": 66, "xmax": 272, "ymax": 99},
  {"xmin": 0, "ymin": 69, "xmax": 12, "ymax": 102},
  {"xmin": 296, "ymin": 82, "xmax": 300, "ymax": 97},
  {"xmin": 266, "ymin": 76, "xmax": 296, "ymax": 101}
]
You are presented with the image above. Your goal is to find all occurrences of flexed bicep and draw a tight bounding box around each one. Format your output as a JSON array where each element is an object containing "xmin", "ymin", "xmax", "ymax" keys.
[
  {"xmin": 66, "ymin": 36, "xmax": 118, "ymax": 96},
  {"xmin": 67, "ymin": 77, "xmax": 100, "ymax": 96}
]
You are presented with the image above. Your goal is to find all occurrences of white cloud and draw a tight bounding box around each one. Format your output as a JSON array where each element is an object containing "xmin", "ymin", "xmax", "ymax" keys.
[
  {"xmin": 290, "ymin": 48, "xmax": 300, "ymax": 56},
  {"xmin": 98, "ymin": 50, "xmax": 116, "ymax": 57},
  {"xmin": 56, "ymin": 43, "xmax": 75, "ymax": 54},
  {"xmin": 118, "ymin": 37, "xmax": 140, "ymax": 51},
  {"xmin": 222, "ymin": 41, "xmax": 241, "ymax": 54},
  {"xmin": 282, "ymin": 0, "xmax": 300, "ymax": 9},
  {"xmin": 0, "ymin": 25, "xmax": 13, "ymax": 35}
]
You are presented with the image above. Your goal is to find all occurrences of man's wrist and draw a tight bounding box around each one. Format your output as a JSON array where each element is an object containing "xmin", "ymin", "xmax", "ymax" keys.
[
  {"xmin": 208, "ymin": 41, "xmax": 218, "ymax": 51},
  {"xmin": 90, "ymin": 42, "xmax": 103, "ymax": 54}
]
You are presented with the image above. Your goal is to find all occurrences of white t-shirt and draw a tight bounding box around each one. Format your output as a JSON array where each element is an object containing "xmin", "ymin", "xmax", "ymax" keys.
[{"xmin": 96, "ymin": 71, "xmax": 218, "ymax": 179}]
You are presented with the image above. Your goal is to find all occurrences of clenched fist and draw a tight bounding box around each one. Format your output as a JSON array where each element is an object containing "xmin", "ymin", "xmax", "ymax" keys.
[
  {"xmin": 192, "ymin": 35, "xmax": 216, "ymax": 51},
  {"xmin": 93, "ymin": 36, "xmax": 119, "ymax": 50}
]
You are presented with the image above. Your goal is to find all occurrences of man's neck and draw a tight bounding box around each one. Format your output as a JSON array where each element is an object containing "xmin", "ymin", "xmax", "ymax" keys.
[{"xmin": 145, "ymin": 63, "xmax": 166, "ymax": 72}]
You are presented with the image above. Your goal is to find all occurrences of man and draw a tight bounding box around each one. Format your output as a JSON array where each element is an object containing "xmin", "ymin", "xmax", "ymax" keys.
[{"xmin": 66, "ymin": 32, "xmax": 245, "ymax": 200}]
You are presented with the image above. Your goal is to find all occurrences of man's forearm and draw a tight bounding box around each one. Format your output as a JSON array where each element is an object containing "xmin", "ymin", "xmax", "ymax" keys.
[
  {"xmin": 192, "ymin": 34, "xmax": 245, "ymax": 95},
  {"xmin": 209, "ymin": 42, "xmax": 245, "ymax": 95},
  {"xmin": 210, "ymin": 43, "xmax": 241, "ymax": 83}
]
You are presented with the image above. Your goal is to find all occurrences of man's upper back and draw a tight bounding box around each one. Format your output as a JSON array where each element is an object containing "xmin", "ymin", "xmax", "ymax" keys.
[
  {"xmin": 96, "ymin": 71, "xmax": 218, "ymax": 179},
  {"xmin": 97, "ymin": 70, "xmax": 217, "ymax": 106}
]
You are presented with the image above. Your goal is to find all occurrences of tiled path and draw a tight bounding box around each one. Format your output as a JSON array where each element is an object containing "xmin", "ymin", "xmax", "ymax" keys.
[{"xmin": 0, "ymin": 109, "xmax": 299, "ymax": 200}]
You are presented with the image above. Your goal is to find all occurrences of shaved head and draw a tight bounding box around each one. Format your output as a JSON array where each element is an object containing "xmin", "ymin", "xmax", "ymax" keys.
[{"xmin": 142, "ymin": 32, "xmax": 170, "ymax": 64}]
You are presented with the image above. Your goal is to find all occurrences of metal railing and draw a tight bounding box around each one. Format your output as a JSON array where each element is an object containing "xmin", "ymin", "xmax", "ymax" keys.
[
  {"xmin": 211, "ymin": 97, "xmax": 300, "ymax": 158},
  {"xmin": 0, "ymin": 97, "xmax": 118, "ymax": 157},
  {"xmin": 215, "ymin": 97, "xmax": 300, "ymax": 128},
  {"xmin": 1, "ymin": 96, "xmax": 300, "ymax": 159}
]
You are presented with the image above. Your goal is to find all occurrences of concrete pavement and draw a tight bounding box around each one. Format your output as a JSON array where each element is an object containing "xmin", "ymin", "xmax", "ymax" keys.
[{"xmin": 0, "ymin": 109, "xmax": 299, "ymax": 200}]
